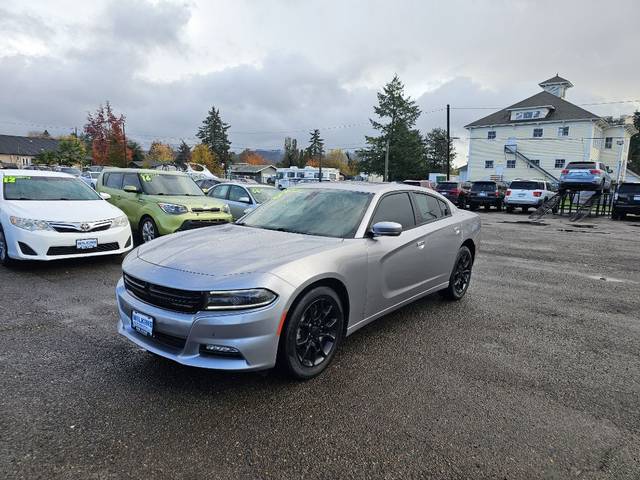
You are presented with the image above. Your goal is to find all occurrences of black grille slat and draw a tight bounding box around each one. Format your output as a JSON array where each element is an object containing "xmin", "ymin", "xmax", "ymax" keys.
[
  {"xmin": 123, "ymin": 274, "xmax": 205, "ymax": 313},
  {"xmin": 47, "ymin": 242, "xmax": 119, "ymax": 256},
  {"xmin": 52, "ymin": 225, "xmax": 111, "ymax": 233}
]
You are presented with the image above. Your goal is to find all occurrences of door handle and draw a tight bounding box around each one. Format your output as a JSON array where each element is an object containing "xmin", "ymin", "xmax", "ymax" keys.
[
  {"xmin": 453, "ymin": 227, "xmax": 461, "ymax": 235},
  {"xmin": 416, "ymin": 240, "xmax": 425, "ymax": 249}
]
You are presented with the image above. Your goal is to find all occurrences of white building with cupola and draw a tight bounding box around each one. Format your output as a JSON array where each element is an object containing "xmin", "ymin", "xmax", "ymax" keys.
[{"xmin": 464, "ymin": 75, "xmax": 638, "ymax": 184}]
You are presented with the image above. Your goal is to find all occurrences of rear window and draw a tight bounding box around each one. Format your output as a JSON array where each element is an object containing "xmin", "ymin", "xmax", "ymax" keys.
[
  {"xmin": 566, "ymin": 162, "xmax": 596, "ymax": 170},
  {"xmin": 618, "ymin": 183, "xmax": 640, "ymax": 194},
  {"xmin": 471, "ymin": 182, "xmax": 496, "ymax": 192},
  {"xmin": 436, "ymin": 182, "xmax": 458, "ymax": 190},
  {"xmin": 509, "ymin": 181, "xmax": 542, "ymax": 190}
]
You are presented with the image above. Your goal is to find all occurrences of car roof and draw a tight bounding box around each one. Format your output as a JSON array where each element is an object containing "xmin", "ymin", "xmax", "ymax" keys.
[
  {"xmin": 293, "ymin": 181, "xmax": 437, "ymax": 195},
  {"xmin": 215, "ymin": 182, "xmax": 276, "ymax": 188},
  {"xmin": 0, "ymin": 169, "xmax": 74, "ymax": 178},
  {"xmin": 101, "ymin": 168, "xmax": 188, "ymax": 176}
]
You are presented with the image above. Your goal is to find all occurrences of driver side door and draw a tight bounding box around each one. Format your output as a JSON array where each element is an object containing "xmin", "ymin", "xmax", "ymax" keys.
[
  {"xmin": 227, "ymin": 185, "xmax": 253, "ymax": 220},
  {"xmin": 365, "ymin": 192, "xmax": 428, "ymax": 318}
]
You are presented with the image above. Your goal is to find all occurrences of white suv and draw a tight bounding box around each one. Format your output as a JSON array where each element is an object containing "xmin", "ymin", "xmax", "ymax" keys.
[{"xmin": 505, "ymin": 180, "xmax": 555, "ymax": 213}]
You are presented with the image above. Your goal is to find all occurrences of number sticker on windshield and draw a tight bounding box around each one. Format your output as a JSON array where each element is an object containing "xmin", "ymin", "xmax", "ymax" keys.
[
  {"xmin": 3, "ymin": 176, "xmax": 30, "ymax": 183},
  {"xmin": 140, "ymin": 174, "xmax": 155, "ymax": 182}
]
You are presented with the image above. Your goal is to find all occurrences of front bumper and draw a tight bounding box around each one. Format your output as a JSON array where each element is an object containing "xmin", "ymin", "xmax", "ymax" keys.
[
  {"xmin": 116, "ymin": 279, "xmax": 284, "ymax": 371},
  {"xmin": 5, "ymin": 224, "xmax": 132, "ymax": 261},
  {"xmin": 156, "ymin": 212, "xmax": 233, "ymax": 235}
]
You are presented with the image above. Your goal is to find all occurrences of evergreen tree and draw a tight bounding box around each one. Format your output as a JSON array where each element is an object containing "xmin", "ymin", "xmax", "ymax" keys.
[
  {"xmin": 423, "ymin": 128, "xmax": 456, "ymax": 173},
  {"xmin": 358, "ymin": 75, "xmax": 425, "ymax": 181},
  {"xmin": 306, "ymin": 129, "xmax": 324, "ymax": 160},
  {"xmin": 127, "ymin": 141, "xmax": 145, "ymax": 164},
  {"xmin": 628, "ymin": 111, "xmax": 640, "ymax": 174},
  {"xmin": 176, "ymin": 140, "xmax": 192, "ymax": 166},
  {"xmin": 281, "ymin": 137, "xmax": 299, "ymax": 167},
  {"xmin": 196, "ymin": 106, "xmax": 231, "ymax": 167}
]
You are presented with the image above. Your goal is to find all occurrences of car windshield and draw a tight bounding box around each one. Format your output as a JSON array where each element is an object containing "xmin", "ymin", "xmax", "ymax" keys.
[
  {"xmin": 509, "ymin": 181, "xmax": 541, "ymax": 190},
  {"xmin": 566, "ymin": 162, "xmax": 596, "ymax": 170},
  {"xmin": 240, "ymin": 188, "xmax": 373, "ymax": 238},
  {"xmin": 436, "ymin": 182, "xmax": 458, "ymax": 190},
  {"xmin": 3, "ymin": 175, "xmax": 101, "ymax": 200},
  {"xmin": 140, "ymin": 173, "xmax": 204, "ymax": 196},
  {"xmin": 618, "ymin": 183, "xmax": 640, "ymax": 194},
  {"xmin": 471, "ymin": 182, "xmax": 496, "ymax": 191},
  {"xmin": 61, "ymin": 168, "xmax": 81, "ymax": 176},
  {"xmin": 247, "ymin": 186, "xmax": 278, "ymax": 203}
]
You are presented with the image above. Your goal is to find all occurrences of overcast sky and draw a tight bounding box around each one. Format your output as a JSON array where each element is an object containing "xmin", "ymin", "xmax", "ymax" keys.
[{"xmin": 1, "ymin": 0, "xmax": 639, "ymax": 165}]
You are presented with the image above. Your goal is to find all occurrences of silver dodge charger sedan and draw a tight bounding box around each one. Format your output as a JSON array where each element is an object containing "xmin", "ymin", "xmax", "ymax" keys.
[{"xmin": 116, "ymin": 182, "xmax": 481, "ymax": 379}]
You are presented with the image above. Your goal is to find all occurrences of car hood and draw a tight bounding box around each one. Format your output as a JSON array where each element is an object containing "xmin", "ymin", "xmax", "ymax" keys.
[
  {"xmin": 142, "ymin": 194, "xmax": 225, "ymax": 209},
  {"xmin": 5, "ymin": 199, "xmax": 123, "ymax": 221},
  {"xmin": 135, "ymin": 223, "xmax": 343, "ymax": 277}
]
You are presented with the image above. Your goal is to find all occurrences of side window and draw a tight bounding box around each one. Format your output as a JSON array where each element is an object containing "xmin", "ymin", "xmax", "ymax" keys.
[
  {"xmin": 123, "ymin": 173, "xmax": 142, "ymax": 191},
  {"xmin": 211, "ymin": 184, "xmax": 229, "ymax": 199},
  {"xmin": 105, "ymin": 172, "xmax": 123, "ymax": 189},
  {"xmin": 229, "ymin": 185, "xmax": 250, "ymax": 203},
  {"xmin": 413, "ymin": 193, "xmax": 444, "ymax": 223},
  {"xmin": 370, "ymin": 193, "xmax": 416, "ymax": 229},
  {"xmin": 437, "ymin": 199, "xmax": 450, "ymax": 217}
]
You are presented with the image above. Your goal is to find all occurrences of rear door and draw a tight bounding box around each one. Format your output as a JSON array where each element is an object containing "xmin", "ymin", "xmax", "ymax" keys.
[
  {"xmin": 101, "ymin": 172, "xmax": 124, "ymax": 208},
  {"xmin": 119, "ymin": 173, "xmax": 144, "ymax": 225},
  {"xmin": 365, "ymin": 192, "xmax": 426, "ymax": 317}
]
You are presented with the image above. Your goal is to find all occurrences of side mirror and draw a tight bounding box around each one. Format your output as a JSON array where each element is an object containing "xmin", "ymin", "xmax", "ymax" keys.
[
  {"xmin": 202, "ymin": 187, "xmax": 210, "ymax": 194},
  {"xmin": 371, "ymin": 221, "xmax": 403, "ymax": 237},
  {"xmin": 99, "ymin": 192, "xmax": 111, "ymax": 200},
  {"xmin": 606, "ymin": 167, "xmax": 613, "ymax": 174},
  {"xmin": 238, "ymin": 196, "xmax": 251, "ymax": 204},
  {"xmin": 123, "ymin": 185, "xmax": 141, "ymax": 193}
]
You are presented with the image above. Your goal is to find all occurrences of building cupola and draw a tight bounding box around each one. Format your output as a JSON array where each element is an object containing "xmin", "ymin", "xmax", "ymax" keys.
[{"xmin": 539, "ymin": 74, "xmax": 573, "ymax": 99}]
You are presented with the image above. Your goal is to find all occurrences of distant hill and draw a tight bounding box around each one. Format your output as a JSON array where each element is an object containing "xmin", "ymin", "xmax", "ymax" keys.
[{"xmin": 254, "ymin": 149, "xmax": 283, "ymax": 164}]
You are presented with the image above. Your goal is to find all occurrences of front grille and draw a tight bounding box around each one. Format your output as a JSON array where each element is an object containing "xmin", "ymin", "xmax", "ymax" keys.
[
  {"xmin": 152, "ymin": 331, "xmax": 187, "ymax": 349},
  {"xmin": 191, "ymin": 207, "xmax": 221, "ymax": 213},
  {"xmin": 49, "ymin": 220, "xmax": 112, "ymax": 233},
  {"xmin": 47, "ymin": 242, "xmax": 119, "ymax": 256},
  {"xmin": 178, "ymin": 219, "xmax": 228, "ymax": 231},
  {"xmin": 123, "ymin": 273, "xmax": 206, "ymax": 313}
]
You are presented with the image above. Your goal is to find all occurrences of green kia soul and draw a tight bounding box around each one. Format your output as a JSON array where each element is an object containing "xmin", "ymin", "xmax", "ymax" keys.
[{"xmin": 96, "ymin": 168, "xmax": 232, "ymax": 243}]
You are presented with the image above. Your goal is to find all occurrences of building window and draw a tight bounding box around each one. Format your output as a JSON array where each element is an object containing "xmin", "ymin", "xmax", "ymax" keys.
[
  {"xmin": 558, "ymin": 126, "xmax": 569, "ymax": 137},
  {"xmin": 605, "ymin": 137, "xmax": 613, "ymax": 149},
  {"xmin": 487, "ymin": 131, "xmax": 496, "ymax": 140},
  {"xmin": 528, "ymin": 159, "xmax": 540, "ymax": 169},
  {"xmin": 485, "ymin": 160, "xmax": 494, "ymax": 169},
  {"xmin": 533, "ymin": 128, "xmax": 543, "ymax": 138},
  {"xmin": 555, "ymin": 159, "xmax": 565, "ymax": 169},
  {"xmin": 506, "ymin": 160, "xmax": 516, "ymax": 168}
]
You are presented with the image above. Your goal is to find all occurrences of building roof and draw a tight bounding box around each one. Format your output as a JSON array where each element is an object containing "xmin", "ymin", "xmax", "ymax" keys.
[
  {"xmin": 229, "ymin": 164, "xmax": 277, "ymax": 173},
  {"xmin": 465, "ymin": 91, "xmax": 599, "ymax": 128},
  {"xmin": 539, "ymin": 75, "xmax": 572, "ymax": 86},
  {"xmin": 0, "ymin": 134, "xmax": 59, "ymax": 156}
]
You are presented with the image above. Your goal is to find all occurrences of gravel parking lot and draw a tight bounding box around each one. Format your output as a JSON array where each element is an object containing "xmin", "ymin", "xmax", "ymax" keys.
[{"xmin": 2, "ymin": 212, "xmax": 640, "ymax": 479}]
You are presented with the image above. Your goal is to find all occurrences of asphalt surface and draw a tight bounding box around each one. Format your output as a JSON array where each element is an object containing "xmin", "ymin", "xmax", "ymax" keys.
[{"xmin": 2, "ymin": 212, "xmax": 640, "ymax": 479}]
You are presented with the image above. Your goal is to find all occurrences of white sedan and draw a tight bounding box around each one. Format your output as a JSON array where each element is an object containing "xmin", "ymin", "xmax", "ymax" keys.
[{"xmin": 0, "ymin": 170, "xmax": 133, "ymax": 265}]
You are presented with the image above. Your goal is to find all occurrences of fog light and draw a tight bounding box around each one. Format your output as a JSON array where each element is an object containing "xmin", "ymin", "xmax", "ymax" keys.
[{"xmin": 203, "ymin": 344, "xmax": 239, "ymax": 354}]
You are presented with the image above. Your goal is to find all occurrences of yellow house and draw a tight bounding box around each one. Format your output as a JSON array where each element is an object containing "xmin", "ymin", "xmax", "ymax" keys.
[
  {"xmin": 0, "ymin": 134, "xmax": 59, "ymax": 168},
  {"xmin": 465, "ymin": 76, "xmax": 638, "ymax": 184}
]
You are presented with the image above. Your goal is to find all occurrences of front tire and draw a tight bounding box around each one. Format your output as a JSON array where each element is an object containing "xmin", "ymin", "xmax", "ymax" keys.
[
  {"xmin": 441, "ymin": 246, "xmax": 474, "ymax": 301},
  {"xmin": 0, "ymin": 226, "xmax": 15, "ymax": 267},
  {"xmin": 278, "ymin": 286, "xmax": 345, "ymax": 380},
  {"xmin": 139, "ymin": 217, "xmax": 159, "ymax": 243}
]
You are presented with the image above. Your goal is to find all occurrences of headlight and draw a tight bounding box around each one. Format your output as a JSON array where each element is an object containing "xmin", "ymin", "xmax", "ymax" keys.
[
  {"xmin": 9, "ymin": 216, "xmax": 53, "ymax": 231},
  {"xmin": 111, "ymin": 215, "xmax": 129, "ymax": 228},
  {"xmin": 157, "ymin": 202, "xmax": 188, "ymax": 215},
  {"xmin": 222, "ymin": 204, "xmax": 230, "ymax": 214},
  {"xmin": 205, "ymin": 288, "xmax": 277, "ymax": 310}
]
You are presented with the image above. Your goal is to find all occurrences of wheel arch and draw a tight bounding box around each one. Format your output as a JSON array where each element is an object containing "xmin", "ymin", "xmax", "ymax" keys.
[{"xmin": 461, "ymin": 238, "xmax": 476, "ymax": 261}]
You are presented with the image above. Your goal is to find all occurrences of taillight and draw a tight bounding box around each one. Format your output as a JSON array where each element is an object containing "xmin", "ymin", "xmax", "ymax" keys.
[
  {"xmin": 533, "ymin": 191, "xmax": 542, "ymax": 197},
  {"xmin": 450, "ymin": 188, "xmax": 460, "ymax": 195},
  {"xmin": 561, "ymin": 169, "xmax": 569, "ymax": 174},
  {"xmin": 494, "ymin": 191, "xmax": 499, "ymax": 196},
  {"xmin": 590, "ymin": 169, "xmax": 601, "ymax": 174},
  {"xmin": 506, "ymin": 189, "xmax": 511, "ymax": 196}
]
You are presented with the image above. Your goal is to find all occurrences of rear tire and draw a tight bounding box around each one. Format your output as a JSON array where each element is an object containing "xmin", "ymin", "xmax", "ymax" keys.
[
  {"xmin": 496, "ymin": 202, "xmax": 503, "ymax": 212},
  {"xmin": 469, "ymin": 203, "xmax": 478, "ymax": 211},
  {"xmin": 440, "ymin": 246, "xmax": 474, "ymax": 301},
  {"xmin": 278, "ymin": 286, "xmax": 345, "ymax": 380},
  {"xmin": 484, "ymin": 204, "xmax": 490, "ymax": 211},
  {"xmin": 611, "ymin": 210, "xmax": 619, "ymax": 221},
  {"xmin": 506, "ymin": 205, "xmax": 514, "ymax": 213}
]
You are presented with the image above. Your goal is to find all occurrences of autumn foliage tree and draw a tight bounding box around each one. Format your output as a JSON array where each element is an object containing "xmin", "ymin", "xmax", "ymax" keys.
[
  {"xmin": 239, "ymin": 149, "xmax": 267, "ymax": 165},
  {"xmin": 192, "ymin": 143, "xmax": 223, "ymax": 176},
  {"xmin": 147, "ymin": 141, "xmax": 175, "ymax": 163},
  {"xmin": 83, "ymin": 102, "xmax": 131, "ymax": 166}
]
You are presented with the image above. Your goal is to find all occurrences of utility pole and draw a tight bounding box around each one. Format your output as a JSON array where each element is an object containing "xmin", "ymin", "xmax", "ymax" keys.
[
  {"xmin": 121, "ymin": 120, "xmax": 127, "ymax": 168},
  {"xmin": 318, "ymin": 154, "xmax": 322, "ymax": 183},
  {"xmin": 384, "ymin": 112, "xmax": 395, "ymax": 182},
  {"xmin": 446, "ymin": 104, "xmax": 451, "ymax": 181}
]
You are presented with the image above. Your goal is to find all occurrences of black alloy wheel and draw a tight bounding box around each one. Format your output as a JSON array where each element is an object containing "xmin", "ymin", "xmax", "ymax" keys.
[
  {"xmin": 279, "ymin": 286, "xmax": 344, "ymax": 380},
  {"xmin": 441, "ymin": 246, "xmax": 474, "ymax": 301}
]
